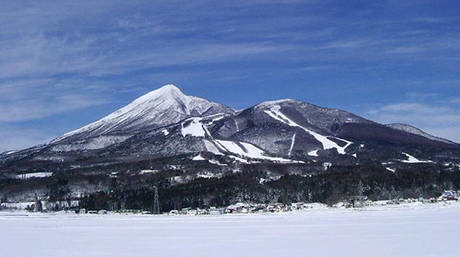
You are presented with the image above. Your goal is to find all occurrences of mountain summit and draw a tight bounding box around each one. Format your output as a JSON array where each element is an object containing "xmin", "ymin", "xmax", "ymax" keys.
[{"xmin": 52, "ymin": 84, "xmax": 234, "ymax": 143}]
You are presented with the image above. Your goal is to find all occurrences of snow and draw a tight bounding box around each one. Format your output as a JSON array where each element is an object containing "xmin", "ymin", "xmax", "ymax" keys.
[
  {"xmin": 196, "ymin": 171, "xmax": 222, "ymax": 178},
  {"xmin": 5, "ymin": 150, "xmax": 17, "ymax": 155},
  {"xmin": 264, "ymin": 105, "xmax": 352, "ymax": 154},
  {"xmin": 181, "ymin": 118, "xmax": 207, "ymax": 137},
  {"xmin": 256, "ymin": 99, "xmax": 298, "ymax": 108},
  {"xmin": 288, "ymin": 133, "xmax": 296, "ymax": 156},
  {"xmin": 192, "ymin": 154, "xmax": 227, "ymax": 166},
  {"xmin": 192, "ymin": 154, "xmax": 206, "ymax": 161},
  {"xmin": 51, "ymin": 135, "xmax": 130, "ymax": 151},
  {"xmin": 308, "ymin": 149, "xmax": 319, "ymax": 157},
  {"xmin": 234, "ymin": 118, "xmax": 240, "ymax": 132},
  {"xmin": 203, "ymin": 139, "xmax": 222, "ymax": 155},
  {"xmin": 386, "ymin": 167, "xmax": 396, "ymax": 173},
  {"xmin": 208, "ymin": 159, "xmax": 227, "ymax": 166},
  {"xmin": 15, "ymin": 172, "xmax": 53, "ymax": 179},
  {"xmin": 1, "ymin": 203, "xmax": 460, "ymax": 257},
  {"xmin": 228, "ymin": 155, "xmax": 250, "ymax": 163},
  {"xmin": 205, "ymin": 114, "xmax": 226, "ymax": 125},
  {"xmin": 401, "ymin": 153, "xmax": 432, "ymax": 163},
  {"xmin": 214, "ymin": 140, "xmax": 300, "ymax": 163},
  {"xmin": 388, "ymin": 123, "xmax": 453, "ymax": 144},
  {"xmin": 139, "ymin": 170, "xmax": 159, "ymax": 175},
  {"xmin": 52, "ymin": 85, "xmax": 232, "ymax": 143},
  {"xmin": 203, "ymin": 138, "xmax": 301, "ymax": 164}
]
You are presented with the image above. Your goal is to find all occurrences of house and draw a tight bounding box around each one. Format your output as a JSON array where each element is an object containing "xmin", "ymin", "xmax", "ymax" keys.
[
  {"xmin": 240, "ymin": 207, "xmax": 250, "ymax": 214},
  {"xmin": 187, "ymin": 209, "xmax": 198, "ymax": 215},
  {"xmin": 181, "ymin": 207, "xmax": 191, "ymax": 215},
  {"xmin": 291, "ymin": 202, "xmax": 305, "ymax": 210},
  {"xmin": 250, "ymin": 205, "xmax": 266, "ymax": 213},
  {"xmin": 226, "ymin": 203, "xmax": 247, "ymax": 213},
  {"xmin": 266, "ymin": 203, "xmax": 283, "ymax": 213},
  {"xmin": 197, "ymin": 208, "xmax": 208, "ymax": 215},
  {"xmin": 209, "ymin": 207, "xmax": 225, "ymax": 215},
  {"xmin": 440, "ymin": 191, "xmax": 458, "ymax": 201},
  {"xmin": 169, "ymin": 210, "xmax": 179, "ymax": 215}
]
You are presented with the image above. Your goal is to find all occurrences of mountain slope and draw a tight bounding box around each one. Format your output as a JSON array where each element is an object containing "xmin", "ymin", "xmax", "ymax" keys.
[
  {"xmin": 51, "ymin": 85, "xmax": 234, "ymax": 144},
  {"xmin": 387, "ymin": 123, "xmax": 456, "ymax": 145}
]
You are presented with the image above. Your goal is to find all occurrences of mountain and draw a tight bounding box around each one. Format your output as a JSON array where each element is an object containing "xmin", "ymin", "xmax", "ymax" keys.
[
  {"xmin": 1, "ymin": 84, "xmax": 460, "ymax": 209},
  {"xmin": 386, "ymin": 123, "xmax": 455, "ymax": 145},
  {"xmin": 48, "ymin": 85, "xmax": 234, "ymax": 150},
  {"xmin": 2, "ymin": 84, "xmax": 459, "ymax": 163}
]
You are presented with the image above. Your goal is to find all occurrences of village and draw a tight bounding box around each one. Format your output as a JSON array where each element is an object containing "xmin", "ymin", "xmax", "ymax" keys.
[{"xmin": 1, "ymin": 190, "xmax": 459, "ymax": 216}]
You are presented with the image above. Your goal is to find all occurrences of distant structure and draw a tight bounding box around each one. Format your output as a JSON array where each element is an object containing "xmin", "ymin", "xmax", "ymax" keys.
[
  {"xmin": 153, "ymin": 186, "xmax": 160, "ymax": 214},
  {"xmin": 348, "ymin": 181, "xmax": 365, "ymax": 208}
]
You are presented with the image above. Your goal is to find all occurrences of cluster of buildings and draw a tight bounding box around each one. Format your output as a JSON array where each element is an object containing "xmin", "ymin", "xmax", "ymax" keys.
[
  {"xmin": 3, "ymin": 191, "xmax": 459, "ymax": 214},
  {"xmin": 170, "ymin": 203, "xmax": 293, "ymax": 215},
  {"xmin": 337, "ymin": 190, "xmax": 460, "ymax": 208},
  {"xmin": 79, "ymin": 202, "xmax": 328, "ymax": 216}
]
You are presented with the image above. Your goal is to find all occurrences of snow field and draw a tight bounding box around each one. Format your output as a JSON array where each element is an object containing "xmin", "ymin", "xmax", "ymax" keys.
[
  {"xmin": 402, "ymin": 152, "xmax": 432, "ymax": 163},
  {"xmin": 1, "ymin": 203, "xmax": 459, "ymax": 257}
]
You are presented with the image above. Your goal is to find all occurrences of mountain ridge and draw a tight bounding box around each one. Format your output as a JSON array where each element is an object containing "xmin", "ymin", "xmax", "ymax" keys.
[{"xmin": 1, "ymin": 84, "xmax": 459, "ymax": 167}]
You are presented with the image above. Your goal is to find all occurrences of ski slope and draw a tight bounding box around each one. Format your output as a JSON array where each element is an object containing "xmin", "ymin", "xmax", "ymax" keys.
[
  {"xmin": 264, "ymin": 105, "xmax": 352, "ymax": 154},
  {"xmin": 1, "ymin": 203, "xmax": 459, "ymax": 257}
]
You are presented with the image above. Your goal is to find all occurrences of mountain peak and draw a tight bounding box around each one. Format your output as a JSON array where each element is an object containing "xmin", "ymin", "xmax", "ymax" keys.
[
  {"xmin": 137, "ymin": 84, "xmax": 186, "ymax": 104},
  {"xmin": 152, "ymin": 84, "xmax": 182, "ymax": 95},
  {"xmin": 255, "ymin": 99, "xmax": 300, "ymax": 109},
  {"xmin": 51, "ymin": 84, "xmax": 234, "ymax": 143}
]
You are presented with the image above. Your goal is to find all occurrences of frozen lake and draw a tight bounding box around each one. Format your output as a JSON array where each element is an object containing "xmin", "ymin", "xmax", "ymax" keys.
[{"xmin": 1, "ymin": 203, "xmax": 459, "ymax": 257}]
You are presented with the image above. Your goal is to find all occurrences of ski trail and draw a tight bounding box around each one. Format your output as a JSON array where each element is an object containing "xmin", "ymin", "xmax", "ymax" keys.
[
  {"xmin": 264, "ymin": 105, "xmax": 352, "ymax": 154},
  {"xmin": 234, "ymin": 118, "xmax": 239, "ymax": 132},
  {"xmin": 288, "ymin": 133, "xmax": 296, "ymax": 156}
]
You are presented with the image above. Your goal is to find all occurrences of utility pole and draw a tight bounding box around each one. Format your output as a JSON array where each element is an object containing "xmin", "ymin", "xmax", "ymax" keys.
[
  {"xmin": 357, "ymin": 181, "xmax": 364, "ymax": 207},
  {"xmin": 153, "ymin": 186, "xmax": 160, "ymax": 215}
]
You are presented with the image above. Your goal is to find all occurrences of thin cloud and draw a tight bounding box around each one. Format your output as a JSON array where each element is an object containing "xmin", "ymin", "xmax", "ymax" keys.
[
  {"xmin": 0, "ymin": 95, "xmax": 107, "ymax": 123},
  {"xmin": 0, "ymin": 127, "xmax": 56, "ymax": 152},
  {"xmin": 366, "ymin": 101, "xmax": 460, "ymax": 143},
  {"xmin": 451, "ymin": 98, "xmax": 460, "ymax": 104}
]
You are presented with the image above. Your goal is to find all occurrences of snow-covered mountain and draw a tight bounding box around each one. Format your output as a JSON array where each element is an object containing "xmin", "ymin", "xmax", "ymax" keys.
[
  {"xmin": 1, "ymin": 84, "xmax": 459, "ymax": 171},
  {"xmin": 52, "ymin": 85, "xmax": 234, "ymax": 144}
]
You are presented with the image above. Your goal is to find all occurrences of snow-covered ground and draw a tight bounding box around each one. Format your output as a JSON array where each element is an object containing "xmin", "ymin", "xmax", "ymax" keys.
[
  {"xmin": 15, "ymin": 172, "xmax": 53, "ymax": 179},
  {"xmin": 1, "ymin": 203, "xmax": 459, "ymax": 257}
]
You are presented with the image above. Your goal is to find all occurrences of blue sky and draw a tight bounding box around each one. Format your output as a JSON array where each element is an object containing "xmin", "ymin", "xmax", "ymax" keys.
[{"xmin": 1, "ymin": 0, "xmax": 460, "ymax": 151}]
